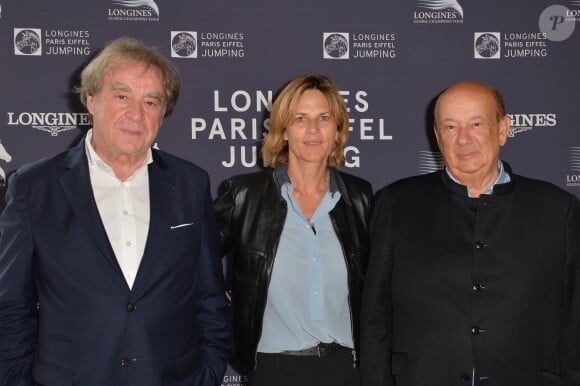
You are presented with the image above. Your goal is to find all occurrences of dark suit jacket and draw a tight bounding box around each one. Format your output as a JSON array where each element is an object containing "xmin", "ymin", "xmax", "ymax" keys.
[
  {"xmin": 0, "ymin": 139, "xmax": 229, "ymax": 386},
  {"xmin": 361, "ymin": 165, "xmax": 580, "ymax": 386}
]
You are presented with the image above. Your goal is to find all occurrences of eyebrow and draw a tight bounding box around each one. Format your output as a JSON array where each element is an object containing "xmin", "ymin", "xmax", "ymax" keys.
[
  {"xmin": 111, "ymin": 82, "xmax": 165, "ymax": 101},
  {"xmin": 111, "ymin": 82, "xmax": 130, "ymax": 92},
  {"xmin": 295, "ymin": 111, "xmax": 330, "ymax": 116},
  {"xmin": 147, "ymin": 92, "xmax": 165, "ymax": 102},
  {"xmin": 442, "ymin": 115, "xmax": 485, "ymax": 122}
]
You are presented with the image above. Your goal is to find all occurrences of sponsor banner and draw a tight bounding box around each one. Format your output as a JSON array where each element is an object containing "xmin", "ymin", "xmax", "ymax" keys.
[
  {"xmin": 171, "ymin": 31, "xmax": 246, "ymax": 59},
  {"xmin": 107, "ymin": 0, "xmax": 160, "ymax": 22},
  {"xmin": 323, "ymin": 32, "xmax": 397, "ymax": 60},
  {"xmin": 413, "ymin": 0, "xmax": 464, "ymax": 24},
  {"xmin": 14, "ymin": 28, "xmax": 92, "ymax": 56}
]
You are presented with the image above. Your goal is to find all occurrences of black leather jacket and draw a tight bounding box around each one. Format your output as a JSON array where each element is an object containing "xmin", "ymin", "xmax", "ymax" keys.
[{"xmin": 215, "ymin": 167, "xmax": 372, "ymax": 370}]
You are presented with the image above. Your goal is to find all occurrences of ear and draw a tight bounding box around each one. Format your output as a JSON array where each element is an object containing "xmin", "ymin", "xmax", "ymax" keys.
[
  {"xmin": 433, "ymin": 125, "xmax": 442, "ymax": 147},
  {"xmin": 498, "ymin": 115, "xmax": 510, "ymax": 146},
  {"xmin": 86, "ymin": 94, "xmax": 95, "ymax": 115}
]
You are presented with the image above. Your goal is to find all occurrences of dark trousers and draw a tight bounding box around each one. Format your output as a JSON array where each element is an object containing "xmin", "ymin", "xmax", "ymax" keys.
[{"xmin": 249, "ymin": 347, "xmax": 360, "ymax": 386}]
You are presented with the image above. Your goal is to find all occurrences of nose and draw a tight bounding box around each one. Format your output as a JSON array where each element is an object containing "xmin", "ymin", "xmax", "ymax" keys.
[
  {"xmin": 306, "ymin": 118, "xmax": 320, "ymax": 133},
  {"xmin": 125, "ymin": 100, "xmax": 144, "ymax": 121},
  {"xmin": 455, "ymin": 125, "xmax": 471, "ymax": 145}
]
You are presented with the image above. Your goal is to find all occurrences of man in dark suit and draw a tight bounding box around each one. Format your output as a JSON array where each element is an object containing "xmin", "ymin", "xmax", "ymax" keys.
[
  {"xmin": 0, "ymin": 37, "xmax": 229, "ymax": 386},
  {"xmin": 361, "ymin": 81, "xmax": 580, "ymax": 386}
]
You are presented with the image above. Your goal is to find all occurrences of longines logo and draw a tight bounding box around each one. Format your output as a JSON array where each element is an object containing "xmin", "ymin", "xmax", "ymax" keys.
[
  {"xmin": 322, "ymin": 32, "xmax": 396, "ymax": 60},
  {"xmin": 14, "ymin": 28, "xmax": 91, "ymax": 56},
  {"xmin": 476, "ymin": 31, "xmax": 552, "ymax": 59},
  {"xmin": 108, "ymin": 0, "xmax": 160, "ymax": 22},
  {"xmin": 323, "ymin": 33, "xmax": 349, "ymax": 59},
  {"xmin": 567, "ymin": 147, "xmax": 580, "ymax": 187},
  {"xmin": 6, "ymin": 112, "xmax": 91, "ymax": 136},
  {"xmin": 418, "ymin": 150, "xmax": 444, "ymax": 174},
  {"xmin": 414, "ymin": 0, "xmax": 464, "ymax": 24},
  {"xmin": 171, "ymin": 31, "xmax": 197, "ymax": 58},
  {"xmin": 14, "ymin": 28, "xmax": 42, "ymax": 56},
  {"xmin": 474, "ymin": 32, "xmax": 500, "ymax": 59},
  {"xmin": 171, "ymin": 31, "xmax": 246, "ymax": 59},
  {"xmin": 507, "ymin": 113, "xmax": 556, "ymax": 137}
]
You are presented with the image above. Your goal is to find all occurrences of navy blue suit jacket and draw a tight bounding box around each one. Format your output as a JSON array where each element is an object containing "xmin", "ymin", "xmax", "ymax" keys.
[{"xmin": 0, "ymin": 139, "xmax": 229, "ymax": 386}]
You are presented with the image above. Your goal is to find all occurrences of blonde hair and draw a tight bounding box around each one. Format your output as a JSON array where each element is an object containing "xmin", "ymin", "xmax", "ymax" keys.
[{"xmin": 262, "ymin": 74, "xmax": 349, "ymax": 168}]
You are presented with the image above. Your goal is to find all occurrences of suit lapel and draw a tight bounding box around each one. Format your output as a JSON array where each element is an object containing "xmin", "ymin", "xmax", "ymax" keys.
[
  {"xmin": 130, "ymin": 152, "xmax": 173, "ymax": 296},
  {"xmin": 59, "ymin": 139, "xmax": 127, "ymax": 287}
]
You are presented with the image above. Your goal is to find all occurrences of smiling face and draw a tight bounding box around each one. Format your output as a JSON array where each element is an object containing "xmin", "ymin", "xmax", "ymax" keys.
[
  {"xmin": 86, "ymin": 60, "xmax": 166, "ymax": 166},
  {"xmin": 284, "ymin": 89, "xmax": 338, "ymax": 168},
  {"xmin": 434, "ymin": 82, "xmax": 510, "ymax": 186}
]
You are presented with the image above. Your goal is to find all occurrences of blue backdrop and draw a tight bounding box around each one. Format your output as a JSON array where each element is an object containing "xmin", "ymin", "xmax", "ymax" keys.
[{"xmin": 1, "ymin": 1, "xmax": 579, "ymax": 384}]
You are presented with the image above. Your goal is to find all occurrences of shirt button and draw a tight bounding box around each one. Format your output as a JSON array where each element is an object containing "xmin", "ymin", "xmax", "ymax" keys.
[
  {"xmin": 475, "ymin": 240, "xmax": 485, "ymax": 249},
  {"xmin": 472, "ymin": 283, "xmax": 482, "ymax": 292},
  {"xmin": 126, "ymin": 241, "xmax": 132, "ymax": 247},
  {"xmin": 121, "ymin": 357, "xmax": 131, "ymax": 367},
  {"xmin": 127, "ymin": 303, "xmax": 136, "ymax": 312},
  {"xmin": 472, "ymin": 326, "xmax": 480, "ymax": 335},
  {"xmin": 460, "ymin": 373, "xmax": 471, "ymax": 382},
  {"xmin": 123, "ymin": 210, "xmax": 129, "ymax": 215}
]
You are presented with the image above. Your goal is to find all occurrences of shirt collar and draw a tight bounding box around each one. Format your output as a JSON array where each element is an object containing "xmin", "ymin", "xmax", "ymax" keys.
[{"xmin": 445, "ymin": 159, "xmax": 511, "ymax": 196}]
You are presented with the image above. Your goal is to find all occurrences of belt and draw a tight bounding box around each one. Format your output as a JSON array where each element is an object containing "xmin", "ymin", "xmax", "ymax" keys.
[{"xmin": 279, "ymin": 342, "xmax": 346, "ymax": 357}]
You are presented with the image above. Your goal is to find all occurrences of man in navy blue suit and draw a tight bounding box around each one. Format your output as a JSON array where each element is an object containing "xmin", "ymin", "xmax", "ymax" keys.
[{"xmin": 0, "ymin": 37, "xmax": 229, "ymax": 386}]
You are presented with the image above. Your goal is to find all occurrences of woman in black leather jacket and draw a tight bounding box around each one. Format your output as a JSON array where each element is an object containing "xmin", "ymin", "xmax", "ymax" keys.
[{"xmin": 215, "ymin": 74, "xmax": 372, "ymax": 386}]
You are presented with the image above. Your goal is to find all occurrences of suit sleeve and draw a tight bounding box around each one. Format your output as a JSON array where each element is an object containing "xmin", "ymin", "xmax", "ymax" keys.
[
  {"xmin": 192, "ymin": 172, "xmax": 230, "ymax": 386},
  {"xmin": 360, "ymin": 187, "xmax": 395, "ymax": 386},
  {"xmin": 0, "ymin": 171, "xmax": 37, "ymax": 386},
  {"xmin": 561, "ymin": 195, "xmax": 580, "ymax": 385}
]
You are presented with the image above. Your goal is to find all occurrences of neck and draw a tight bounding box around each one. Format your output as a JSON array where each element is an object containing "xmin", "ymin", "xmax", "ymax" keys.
[
  {"xmin": 453, "ymin": 167, "xmax": 499, "ymax": 198},
  {"xmin": 287, "ymin": 162, "xmax": 329, "ymax": 194},
  {"xmin": 90, "ymin": 134, "xmax": 149, "ymax": 182},
  {"xmin": 100, "ymin": 152, "xmax": 148, "ymax": 181}
]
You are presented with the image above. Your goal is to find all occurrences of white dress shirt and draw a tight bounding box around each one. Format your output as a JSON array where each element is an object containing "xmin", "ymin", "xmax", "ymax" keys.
[{"xmin": 85, "ymin": 130, "xmax": 152, "ymax": 289}]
